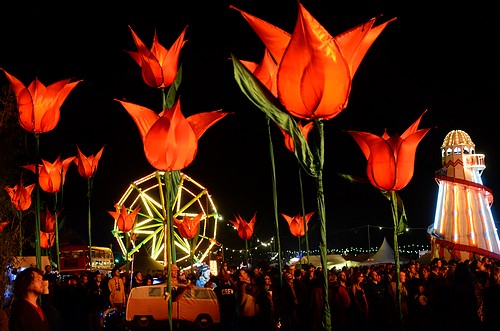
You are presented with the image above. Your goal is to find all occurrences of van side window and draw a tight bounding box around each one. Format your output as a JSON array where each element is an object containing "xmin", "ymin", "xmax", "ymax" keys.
[
  {"xmin": 195, "ymin": 289, "xmax": 212, "ymax": 299},
  {"xmin": 148, "ymin": 287, "xmax": 164, "ymax": 297}
]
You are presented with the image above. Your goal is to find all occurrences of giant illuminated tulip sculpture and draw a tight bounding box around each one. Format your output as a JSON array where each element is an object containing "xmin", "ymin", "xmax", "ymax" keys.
[
  {"xmin": 4, "ymin": 182, "xmax": 35, "ymax": 213},
  {"xmin": 231, "ymin": 4, "xmax": 394, "ymax": 329},
  {"xmin": 121, "ymin": 24, "xmax": 230, "ymax": 330},
  {"xmin": 229, "ymin": 213, "xmax": 256, "ymax": 265},
  {"xmin": 109, "ymin": 204, "xmax": 141, "ymax": 277},
  {"xmin": 4, "ymin": 181, "xmax": 35, "ymax": 255},
  {"xmin": 40, "ymin": 207, "xmax": 57, "ymax": 250},
  {"xmin": 282, "ymin": 212, "xmax": 314, "ymax": 260},
  {"xmin": 108, "ymin": 204, "xmax": 141, "ymax": 234},
  {"xmin": 74, "ymin": 146, "xmax": 105, "ymax": 270},
  {"xmin": 174, "ymin": 213, "xmax": 203, "ymax": 272},
  {"xmin": 127, "ymin": 25, "xmax": 187, "ymax": 90},
  {"xmin": 40, "ymin": 231, "xmax": 55, "ymax": 249},
  {"xmin": 282, "ymin": 212, "xmax": 314, "ymax": 237},
  {"xmin": 1, "ymin": 68, "xmax": 81, "ymax": 268},
  {"xmin": 116, "ymin": 99, "xmax": 228, "ymax": 330},
  {"xmin": 120, "ymin": 27, "xmax": 229, "ymax": 328},
  {"xmin": 23, "ymin": 156, "xmax": 74, "ymax": 268},
  {"xmin": 347, "ymin": 110, "xmax": 431, "ymax": 322},
  {"xmin": 23, "ymin": 157, "xmax": 75, "ymax": 194}
]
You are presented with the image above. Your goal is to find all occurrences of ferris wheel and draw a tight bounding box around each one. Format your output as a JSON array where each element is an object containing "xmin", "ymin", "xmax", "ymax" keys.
[{"xmin": 112, "ymin": 171, "xmax": 220, "ymax": 266}]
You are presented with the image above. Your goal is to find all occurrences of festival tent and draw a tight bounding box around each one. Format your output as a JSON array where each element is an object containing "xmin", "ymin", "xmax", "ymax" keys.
[
  {"xmin": 298, "ymin": 254, "xmax": 359, "ymax": 269},
  {"xmin": 362, "ymin": 237, "xmax": 409, "ymax": 265},
  {"xmin": 131, "ymin": 245, "xmax": 165, "ymax": 275}
]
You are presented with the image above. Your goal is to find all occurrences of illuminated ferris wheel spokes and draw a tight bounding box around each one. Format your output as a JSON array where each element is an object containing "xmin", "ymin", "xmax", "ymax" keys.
[{"xmin": 112, "ymin": 171, "xmax": 219, "ymax": 265}]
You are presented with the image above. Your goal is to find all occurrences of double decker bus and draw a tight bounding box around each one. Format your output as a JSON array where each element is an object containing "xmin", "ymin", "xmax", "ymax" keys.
[{"xmin": 59, "ymin": 245, "xmax": 115, "ymax": 274}]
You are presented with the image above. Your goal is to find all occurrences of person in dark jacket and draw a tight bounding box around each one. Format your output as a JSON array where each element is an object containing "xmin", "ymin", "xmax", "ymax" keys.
[
  {"xmin": 9, "ymin": 267, "xmax": 51, "ymax": 331},
  {"xmin": 482, "ymin": 266, "xmax": 500, "ymax": 330}
]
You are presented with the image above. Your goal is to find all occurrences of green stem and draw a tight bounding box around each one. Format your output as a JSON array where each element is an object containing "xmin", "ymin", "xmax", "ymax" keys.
[
  {"xmin": 158, "ymin": 171, "xmax": 173, "ymax": 331},
  {"xmin": 35, "ymin": 134, "xmax": 41, "ymax": 268},
  {"xmin": 245, "ymin": 239, "xmax": 249, "ymax": 265},
  {"xmin": 298, "ymin": 166, "xmax": 310, "ymax": 265},
  {"xmin": 54, "ymin": 194, "xmax": 61, "ymax": 271},
  {"xmin": 391, "ymin": 191, "xmax": 402, "ymax": 323},
  {"xmin": 87, "ymin": 178, "xmax": 93, "ymax": 270},
  {"xmin": 267, "ymin": 117, "xmax": 283, "ymax": 287},
  {"xmin": 297, "ymin": 236, "xmax": 301, "ymax": 262},
  {"xmin": 16, "ymin": 210, "xmax": 23, "ymax": 256},
  {"xmin": 190, "ymin": 238, "xmax": 194, "ymax": 275},
  {"xmin": 314, "ymin": 121, "xmax": 331, "ymax": 331}
]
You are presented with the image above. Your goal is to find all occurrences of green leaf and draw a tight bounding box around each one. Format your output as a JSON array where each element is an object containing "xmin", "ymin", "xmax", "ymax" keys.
[
  {"xmin": 169, "ymin": 170, "xmax": 181, "ymax": 201},
  {"xmin": 382, "ymin": 191, "xmax": 408, "ymax": 235},
  {"xmin": 231, "ymin": 53, "xmax": 317, "ymax": 177},
  {"xmin": 394, "ymin": 192, "xmax": 408, "ymax": 235},
  {"xmin": 165, "ymin": 65, "xmax": 183, "ymax": 109}
]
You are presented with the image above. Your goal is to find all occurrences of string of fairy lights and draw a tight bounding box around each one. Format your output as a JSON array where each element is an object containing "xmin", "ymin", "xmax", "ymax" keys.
[{"xmin": 214, "ymin": 224, "xmax": 431, "ymax": 262}]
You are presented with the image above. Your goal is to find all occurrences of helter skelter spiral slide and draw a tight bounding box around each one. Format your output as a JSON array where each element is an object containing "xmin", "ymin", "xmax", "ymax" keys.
[{"xmin": 429, "ymin": 130, "xmax": 500, "ymax": 261}]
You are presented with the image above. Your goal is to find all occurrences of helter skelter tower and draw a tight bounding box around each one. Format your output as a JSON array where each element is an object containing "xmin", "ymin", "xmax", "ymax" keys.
[{"xmin": 429, "ymin": 130, "xmax": 500, "ymax": 261}]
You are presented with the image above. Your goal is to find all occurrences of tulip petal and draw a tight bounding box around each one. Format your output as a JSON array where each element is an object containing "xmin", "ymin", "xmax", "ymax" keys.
[
  {"xmin": 242, "ymin": 50, "xmax": 279, "ymax": 96},
  {"xmin": 229, "ymin": 5, "xmax": 290, "ymax": 63},
  {"xmin": 40, "ymin": 231, "xmax": 55, "ymax": 248},
  {"xmin": 144, "ymin": 101, "xmax": 197, "ymax": 170},
  {"xmin": 278, "ymin": 3, "xmax": 350, "ymax": 120},
  {"xmin": 401, "ymin": 109, "xmax": 428, "ymax": 139},
  {"xmin": 187, "ymin": 110, "xmax": 230, "ymax": 141},
  {"xmin": 335, "ymin": 17, "xmax": 395, "ymax": 76},
  {"xmin": 229, "ymin": 213, "xmax": 256, "ymax": 241},
  {"xmin": 128, "ymin": 26, "xmax": 187, "ymax": 88},
  {"xmin": 75, "ymin": 146, "xmax": 105, "ymax": 178},
  {"xmin": 174, "ymin": 213, "xmax": 202, "ymax": 239},
  {"xmin": 347, "ymin": 112, "xmax": 431, "ymax": 191},
  {"xmin": 393, "ymin": 129, "xmax": 431, "ymax": 190},
  {"xmin": 4, "ymin": 182, "xmax": 35, "ymax": 211},
  {"xmin": 115, "ymin": 100, "xmax": 159, "ymax": 142},
  {"xmin": 1, "ymin": 70, "xmax": 81, "ymax": 133}
]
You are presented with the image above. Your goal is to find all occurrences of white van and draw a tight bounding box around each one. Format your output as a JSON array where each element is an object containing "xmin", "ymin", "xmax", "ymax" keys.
[{"xmin": 125, "ymin": 284, "xmax": 220, "ymax": 330}]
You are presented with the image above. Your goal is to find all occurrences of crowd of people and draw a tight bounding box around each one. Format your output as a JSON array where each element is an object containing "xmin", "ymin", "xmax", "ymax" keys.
[
  {"xmin": 214, "ymin": 257, "xmax": 500, "ymax": 331},
  {"xmin": 3, "ymin": 256, "xmax": 500, "ymax": 331}
]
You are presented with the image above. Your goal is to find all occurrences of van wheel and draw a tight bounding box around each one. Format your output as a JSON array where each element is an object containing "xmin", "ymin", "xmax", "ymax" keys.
[
  {"xmin": 194, "ymin": 314, "xmax": 213, "ymax": 329},
  {"xmin": 134, "ymin": 316, "xmax": 152, "ymax": 328}
]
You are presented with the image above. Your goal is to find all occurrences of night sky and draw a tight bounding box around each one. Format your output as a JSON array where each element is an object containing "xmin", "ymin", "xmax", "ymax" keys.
[{"xmin": 1, "ymin": 0, "xmax": 499, "ymax": 256}]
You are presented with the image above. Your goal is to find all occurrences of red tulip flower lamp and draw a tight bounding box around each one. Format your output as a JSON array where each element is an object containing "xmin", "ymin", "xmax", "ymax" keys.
[
  {"xmin": 120, "ymin": 24, "xmax": 229, "ymax": 331},
  {"xmin": 74, "ymin": 146, "xmax": 105, "ymax": 270},
  {"xmin": 282, "ymin": 212, "xmax": 314, "ymax": 264},
  {"xmin": 174, "ymin": 213, "xmax": 202, "ymax": 273},
  {"xmin": 229, "ymin": 213, "xmax": 256, "ymax": 266},
  {"xmin": 23, "ymin": 156, "xmax": 74, "ymax": 269},
  {"xmin": 231, "ymin": 4, "xmax": 395, "ymax": 328},
  {"xmin": 4, "ymin": 181, "xmax": 35, "ymax": 254},
  {"xmin": 109, "ymin": 204, "xmax": 140, "ymax": 275},
  {"xmin": 1, "ymin": 69, "xmax": 81, "ymax": 268},
  {"xmin": 347, "ymin": 111, "xmax": 431, "ymax": 322},
  {"xmin": 40, "ymin": 207, "xmax": 57, "ymax": 251}
]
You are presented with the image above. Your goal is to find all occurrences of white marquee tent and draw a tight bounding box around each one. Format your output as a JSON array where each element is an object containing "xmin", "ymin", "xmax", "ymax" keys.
[
  {"xmin": 298, "ymin": 254, "xmax": 360, "ymax": 269},
  {"xmin": 362, "ymin": 237, "xmax": 409, "ymax": 265}
]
